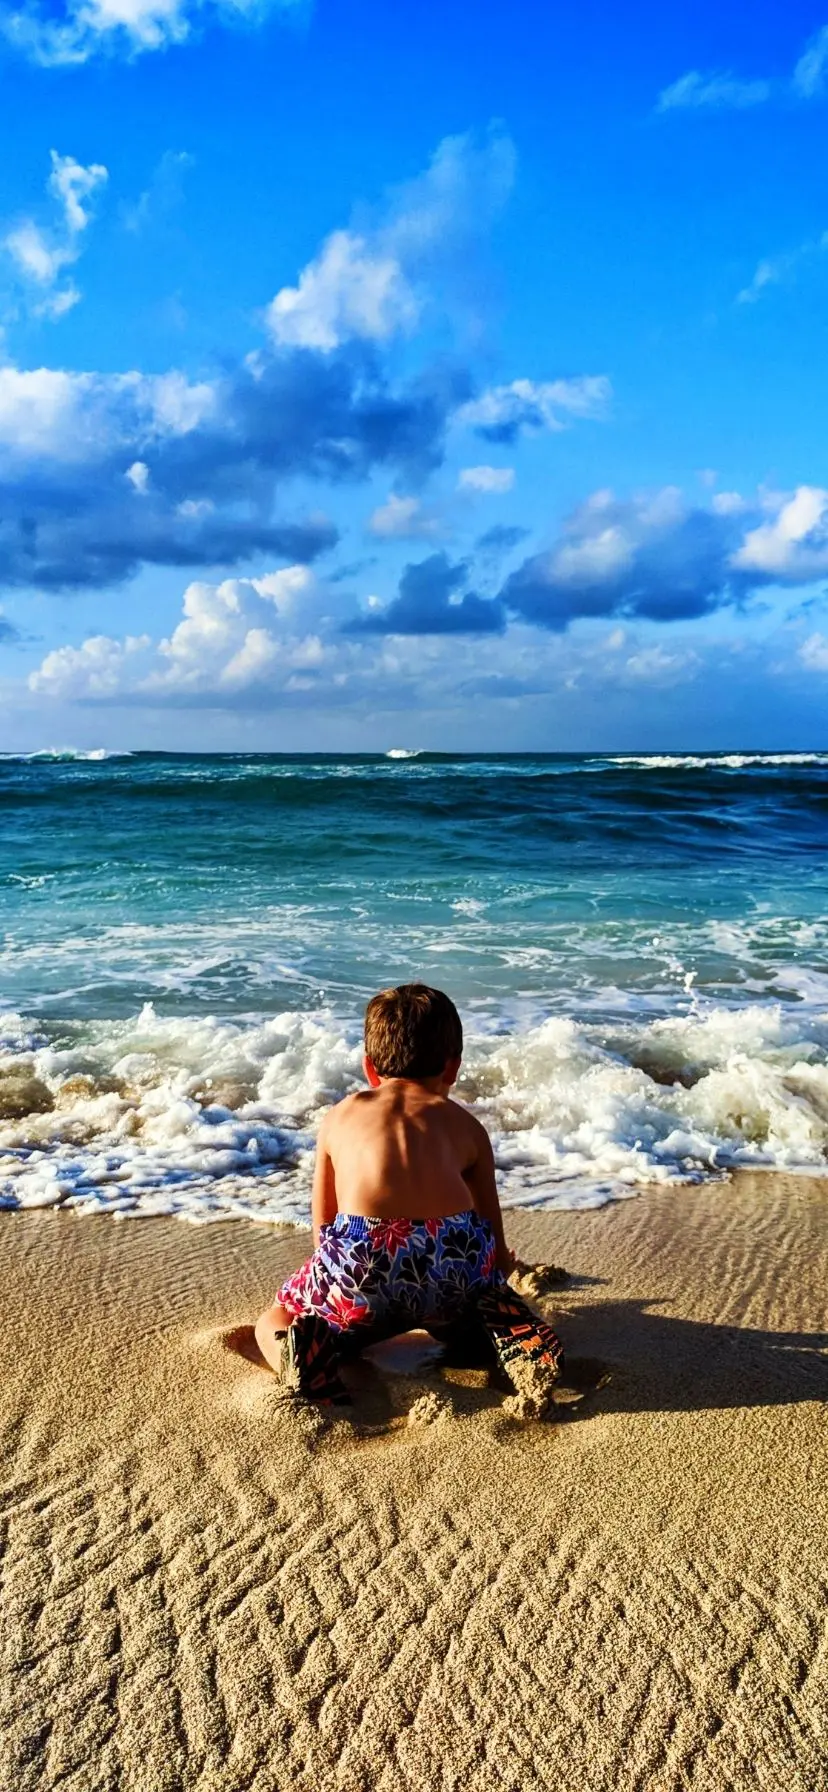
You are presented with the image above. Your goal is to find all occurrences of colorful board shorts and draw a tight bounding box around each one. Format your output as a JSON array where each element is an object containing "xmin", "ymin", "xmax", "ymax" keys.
[{"xmin": 277, "ymin": 1208, "xmax": 503, "ymax": 1335}]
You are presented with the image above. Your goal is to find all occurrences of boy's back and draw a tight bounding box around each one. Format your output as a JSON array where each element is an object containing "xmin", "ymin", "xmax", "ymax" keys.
[{"xmin": 318, "ymin": 1079, "xmax": 492, "ymax": 1223}]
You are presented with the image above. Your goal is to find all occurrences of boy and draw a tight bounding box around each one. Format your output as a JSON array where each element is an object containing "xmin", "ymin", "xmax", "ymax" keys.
[{"xmin": 255, "ymin": 983, "xmax": 563, "ymax": 1406}]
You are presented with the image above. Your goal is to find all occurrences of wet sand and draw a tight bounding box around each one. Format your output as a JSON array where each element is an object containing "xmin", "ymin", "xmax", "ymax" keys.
[{"xmin": 1, "ymin": 1172, "xmax": 826, "ymax": 1791}]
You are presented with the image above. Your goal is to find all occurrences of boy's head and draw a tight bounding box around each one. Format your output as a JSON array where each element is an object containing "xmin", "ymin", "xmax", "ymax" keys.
[{"xmin": 364, "ymin": 983, "xmax": 463, "ymax": 1085}]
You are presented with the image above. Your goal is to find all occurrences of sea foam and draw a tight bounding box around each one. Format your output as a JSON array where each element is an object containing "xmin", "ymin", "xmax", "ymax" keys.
[{"xmin": 1, "ymin": 1000, "xmax": 826, "ymax": 1225}]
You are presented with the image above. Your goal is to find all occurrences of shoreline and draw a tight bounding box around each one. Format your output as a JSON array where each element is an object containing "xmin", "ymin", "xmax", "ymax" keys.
[{"xmin": 1, "ymin": 1171, "xmax": 826, "ymax": 1789}]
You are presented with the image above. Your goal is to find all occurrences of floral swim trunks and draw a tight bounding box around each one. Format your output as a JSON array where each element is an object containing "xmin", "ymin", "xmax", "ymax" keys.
[{"xmin": 277, "ymin": 1208, "xmax": 504, "ymax": 1335}]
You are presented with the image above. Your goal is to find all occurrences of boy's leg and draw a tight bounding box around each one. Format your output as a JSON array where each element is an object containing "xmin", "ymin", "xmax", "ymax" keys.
[
  {"xmin": 254, "ymin": 1303, "xmax": 293, "ymax": 1374},
  {"xmin": 254, "ymin": 1303, "xmax": 352, "ymax": 1403},
  {"xmin": 284, "ymin": 1315, "xmax": 352, "ymax": 1404},
  {"xmin": 475, "ymin": 1284, "xmax": 564, "ymax": 1389}
]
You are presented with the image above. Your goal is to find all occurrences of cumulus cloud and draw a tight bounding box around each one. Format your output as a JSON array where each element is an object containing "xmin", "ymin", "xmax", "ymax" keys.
[
  {"xmin": 29, "ymin": 566, "xmax": 324, "ymax": 702},
  {"xmin": 367, "ymin": 494, "xmax": 442, "ymax": 541},
  {"xmin": 266, "ymin": 128, "xmax": 515, "ymax": 351},
  {"xmin": 499, "ymin": 484, "xmax": 828, "ymax": 632},
  {"xmin": 3, "ymin": 150, "xmax": 107, "ymax": 319},
  {"xmin": 0, "ymin": 0, "xmax": 302, "ymax": 66},
  {"xmin": 267, "ymin": 231, "xmax": 419, "ymax": 353},
  {"xmin": 659, "ymin": 23, "xmax": 828, "ymax": 113},
  {"xmin": 457, "ymin": 376, "xmax": 610, "ymax": 443},
  {"xmin": 499, "ymin": 487, "xmax": 752, "ymax": 629},
  {"xmin": 732, "ymin": 487, "xmax": 828, "ymax": 579},
  {"xmin": 458, "ymin": 465, "xmax": 515, "ymax": 494},
  {"xmin": 0, "ymin": 346, "xmax": 464, "ymax": 589},
  {"xmin": 345, "ymin": 552, "xmax": 505, "ymax": 636}
]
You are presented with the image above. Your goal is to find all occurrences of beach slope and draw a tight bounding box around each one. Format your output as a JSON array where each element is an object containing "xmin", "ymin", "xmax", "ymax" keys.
[{"xmin": 1, "ymin": 1174, "xmax": 826, "ymax": 1791}]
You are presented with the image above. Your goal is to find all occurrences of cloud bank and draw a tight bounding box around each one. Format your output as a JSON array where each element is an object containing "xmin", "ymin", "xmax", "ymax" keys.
[
  {"xmin": 26, "ymin": 485, "xmax": 828, "ymax": 715},
  {"xmin": 0, "ymin": 132, "xmax": 599, "ymax": 596},
  {"xmin": 500, "ymin": 485, "xmax": 828, "ymax": 630},
  {"xmin": 0, "ymin": 350, "xmax": 463, "ymax": 588}
]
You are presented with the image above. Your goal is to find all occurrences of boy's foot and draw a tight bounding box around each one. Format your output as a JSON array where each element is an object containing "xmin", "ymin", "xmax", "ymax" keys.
[
  {"xmin": 282, "ymin": 1315, "xmax": 353, "ymax": 1405},
  {"xmin": 476, "ymin": 1285, "xmax": 564, "ymax": 1416}
]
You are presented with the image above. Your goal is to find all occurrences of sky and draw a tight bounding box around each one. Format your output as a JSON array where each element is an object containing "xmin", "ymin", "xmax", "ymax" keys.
[{"xmin": 1, "ymin": 1, "xmax": 828, "ymax": 751}]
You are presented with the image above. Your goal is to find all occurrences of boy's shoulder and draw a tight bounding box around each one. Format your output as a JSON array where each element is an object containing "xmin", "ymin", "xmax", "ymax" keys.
[{"xmin": 319, "ymin": 1088, "xmax": 374, "ymax": 1135}]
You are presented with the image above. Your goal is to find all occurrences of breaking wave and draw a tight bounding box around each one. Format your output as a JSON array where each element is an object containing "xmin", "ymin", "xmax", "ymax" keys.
[{"xmin": 1, "ymin": 1000, "xmax": 827, "ymax": 1224}]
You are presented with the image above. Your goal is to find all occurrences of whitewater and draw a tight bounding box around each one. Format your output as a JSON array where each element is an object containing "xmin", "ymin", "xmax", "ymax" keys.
[{"xmin": 2, "ymin": 749, "xmax": 828, "ymax": 1223}]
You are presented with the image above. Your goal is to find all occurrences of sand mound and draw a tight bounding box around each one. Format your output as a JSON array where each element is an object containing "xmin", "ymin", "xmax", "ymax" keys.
[{"xmin": 1, "ymin": 1176, "xmax": 827, "ymax": 1790}]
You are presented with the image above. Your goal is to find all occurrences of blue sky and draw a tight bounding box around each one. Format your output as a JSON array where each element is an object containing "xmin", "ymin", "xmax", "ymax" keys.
[{"xmin": 2, "ymin": 1, "xmax": 828, "ymax": 750}]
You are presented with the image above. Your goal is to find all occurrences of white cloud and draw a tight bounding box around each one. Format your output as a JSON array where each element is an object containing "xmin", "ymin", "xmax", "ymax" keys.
[
  {"xmin": 737, "ymin": 234, "xmax": 828, "ymax": 305},
  {"xmin": 458, "ymin": 465, "xmax": 515, "ymax": 494},
  {"xmin": 457, "ymin": 376, "xmax": 611, "ymax": 437},
  {"xmin": 126, "ymin": 459, "xmax": 150, "ymax": 493},
  {"xmin": 370, "ymin": 498, "xmax": 446, "ymax": 537},
  {"xmin": 146, "ymin": 369, "xmax": 215, "ymax": 434},
  {"xmin": 49, "ymin": 151, "xmax": 108, "ymax": 234},
  {"xmin": 5, "ymin": 220, "xmax": 68, "ymax": 286},
  {"xmin": 266, "ymin": 129, "xmax": 515, "ymax": 351},
  {"xmin": 711, "ymin": 490, "xmax": 749, "ymax": 516},
  {"xmin": 37, "ymin": 283, "xmax": 82, "ymax": 320},
  {"xmin": 732, "ymin": 487, "xmax": 828, "ymax": 578},
  {"xmin": 3, "ymin": 150, "xmax": 107, "ymax": 320},
  {"xmin": 122, "ymin": 150, "xmax": 194, "ymax": 234},
  {"xmin": 0, "ymin": 363, "xmax": 217, "ymax": 463},
  {"xmin": 793, "ymin": 25, "xmax": 828, "ymax": 98},
  {"xmin": 659, "ymin": 24, "xmax": 828, "ymax": 115},
  {"xmin": 800, "ymin": 632, "xmax": 828, "ymax": 672},
  {"xmin": 367, "ymin": 495, "xmax": 443, "ymax": 541},
  {"xmin": 0, "ymin": 365, "xmax": 86, "ymax": 455},
  {"xmin": 657, "ymin": 70, "xmax": 771, "ymax": 111},
  {"xmin": 267, "ymin": 230, "xmax": 418, "ymax": 351},
  {"xmin": 0, "ymin": 0, "xmax": 301, "ymax": 66},
  {"xmin": 31, "ymin": 632, "xmax": 152, "ymax": 697},
  {"xmin": 622, "ymin": 644, "xmax": 699, "ymax": 685}
]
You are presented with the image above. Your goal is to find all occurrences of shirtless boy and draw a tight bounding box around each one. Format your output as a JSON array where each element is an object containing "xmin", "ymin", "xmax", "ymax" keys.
[{"xmin": 254, "ymin": 983, "xmax": 563, "ymax": 1404}]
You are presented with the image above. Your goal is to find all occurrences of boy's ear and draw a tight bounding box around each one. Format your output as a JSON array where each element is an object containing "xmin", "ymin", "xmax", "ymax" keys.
[
  {"xmin": 363, "ymin": 1054, "xmax": 383, "ymax": 1088},
  {"xmin": 443, "ymin": 1055, "xmax": 462, "ymax": 1089}
]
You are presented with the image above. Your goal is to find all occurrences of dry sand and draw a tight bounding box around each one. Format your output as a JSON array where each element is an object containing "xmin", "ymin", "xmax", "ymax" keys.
[{"xmin": 1, "ymin": 1173, "xmax": 826, "ymax": 1791}]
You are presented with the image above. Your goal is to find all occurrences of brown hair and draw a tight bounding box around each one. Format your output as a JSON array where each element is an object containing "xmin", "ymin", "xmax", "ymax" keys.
[{"xmin": 364, "ymin": 983, "xmax": 463, "ymax": 1080}]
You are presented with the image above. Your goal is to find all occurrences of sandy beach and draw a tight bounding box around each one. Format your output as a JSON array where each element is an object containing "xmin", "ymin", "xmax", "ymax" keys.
[{"xmin": 1, "ymin": 1173, "xmax": 826, "ymax": 1791}]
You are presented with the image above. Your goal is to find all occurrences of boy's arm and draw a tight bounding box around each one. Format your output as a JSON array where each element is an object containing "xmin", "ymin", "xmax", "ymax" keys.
[
  {"xmin": 310, "ymin": 1112, "xmax": 338, "ymax": 1247},
  {"xmin": 464, "ymin": 1120, "xmax": 513, "ymax": 1276}
]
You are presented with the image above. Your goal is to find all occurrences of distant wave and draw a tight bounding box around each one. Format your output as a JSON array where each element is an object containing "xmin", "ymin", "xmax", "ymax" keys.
[
  {"xmin": 385, "ymin": 748, "xmax": 423, "ymax": 760},
  {"xmin": 608, "ymin": 752, "xmax": 828, "ymax": 771},
  {"xmin": 0, "ymin": 748, "xmax": 132, "ymax": 764}
]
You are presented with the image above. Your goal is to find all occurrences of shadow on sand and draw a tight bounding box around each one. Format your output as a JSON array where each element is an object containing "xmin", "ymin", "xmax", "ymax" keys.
[
  {"xmin": 222, "ymin": 1296, "xmax": 828, "ymax": 1427},
  {"xmin": 557, "ymin": 1297, "xmax": 828, "ymax": 1416}
]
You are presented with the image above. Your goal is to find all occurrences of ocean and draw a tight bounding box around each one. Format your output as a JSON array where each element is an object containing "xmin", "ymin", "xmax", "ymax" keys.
[{"xmin": 2, "ymin": 748, "xmax": 828, "ymax": 1224}]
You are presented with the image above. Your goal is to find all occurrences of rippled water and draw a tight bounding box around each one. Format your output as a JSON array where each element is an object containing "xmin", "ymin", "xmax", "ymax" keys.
[{"xmin": 2, "ymin": 748, "xmax": 827, "ymax": 1220}]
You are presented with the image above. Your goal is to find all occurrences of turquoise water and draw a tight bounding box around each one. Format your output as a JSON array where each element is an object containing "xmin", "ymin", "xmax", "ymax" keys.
[{"xmin": 2, "ymin": 749, "xmax": 828, "ymax": 1221}]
